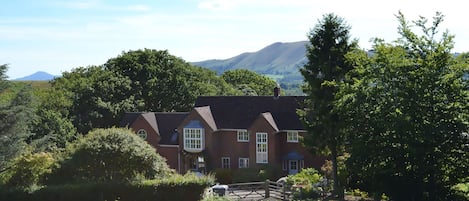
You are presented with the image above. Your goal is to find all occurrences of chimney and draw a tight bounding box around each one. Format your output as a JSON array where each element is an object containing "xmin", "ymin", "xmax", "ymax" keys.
[{"xmin": 273, "ymin": 84, "xmax": 280, "ymax": 99}]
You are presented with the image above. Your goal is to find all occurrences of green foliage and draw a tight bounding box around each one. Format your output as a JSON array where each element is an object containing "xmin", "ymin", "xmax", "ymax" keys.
[
  {"xmin": 213, "ymin": 169, "xmax": 232, "ymax": 184},
  {"xmin": 0, "ymin": 83, "xmax": 36, "ymax": 170},
  {"xmin": 452, "ymin": 181, "xmax": 469, "ymax": 200},
  {"xmin": 299, "ymin": 13, "xmax": 357, "ymax": 198},
  {"xmin": 338, "ymin": 12, "xmax": 469, "ymax": 201},
  {"xmin": 47, "ymin": 128, "xmax": 172, "ymax": 184},
  {"xmin": 286, "ymin": 168, "xmax": 324, "ymax": 200},
  {"xmin": 52, "ymin": 66, "xmax": 137, "ymax": 134},
  {"xmin": 1, "ymin": 152, "xmax": 54, "ymax": 189},
  {"xmin": 221, "ymin": 69, "xmax": 277, "ymax": 96},
  {"xmin": 105, "ymin": 49, "xmax": 235, "ymax": 112},
  {"xmin": 0, "ymin": 173, "xmax": 214, "ymax": 201}
]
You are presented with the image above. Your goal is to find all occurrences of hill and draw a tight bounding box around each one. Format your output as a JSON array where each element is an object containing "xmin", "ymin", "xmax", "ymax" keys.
[
  {"xmin": 192, "ymin": 41, "xmax": 307, "ymax": 81},
  {"xmin": 15, "ymin": 71, "xmax": 57, "ymax": 81}
]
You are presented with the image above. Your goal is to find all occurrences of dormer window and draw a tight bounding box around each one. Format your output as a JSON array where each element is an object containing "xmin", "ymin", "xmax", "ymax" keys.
[
  {"xmin": 137, "ymin": 129, "xmax": 147, "ymax": 140},
  {"xmin": 237, "ymin": 130, "xmax": 249, "ymax": 142},
  {"xmin": 287, "ymin": 131, "xmax": 299, "ymax": 143},
  {"xmin": 183, "ymin": 128, "xmax": 204, "ymax": 153}
]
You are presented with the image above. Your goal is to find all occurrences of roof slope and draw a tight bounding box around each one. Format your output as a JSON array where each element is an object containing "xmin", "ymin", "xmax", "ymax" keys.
[
  {"xmin": 154, "ymin": 112, "xmax": 188, "ymax": 145},
  {"xmin": 194, "ymin": 96, "xmax": 305, "ymax": 130}
]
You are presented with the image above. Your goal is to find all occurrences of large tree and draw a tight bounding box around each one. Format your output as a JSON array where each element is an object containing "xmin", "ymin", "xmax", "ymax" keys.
[
  {"xmin": 52, "ymin": 66, "xmax": 137, "ymax": 134},
  {"xmin": 338, "ymin": 12, "xmax": 469, "ymax": 200},
  {"xmin": 298, "ymin": 13, "xmax": 357, "ymax": 198},
  {"xmin": 104, "ymin": 49, "xmax": 235, "ymax": 112},
  {"xmin": 0, "ymin": 65, "xmax": 36, "ymax": 170},
  {"xmin": 221, "ymin": 69, "xmax": 277, "ymax": 96}
]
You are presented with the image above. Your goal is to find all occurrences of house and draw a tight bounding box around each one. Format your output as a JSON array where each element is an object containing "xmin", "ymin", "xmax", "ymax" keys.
[{"xmin": 121, "ymin": 87, "xmax": 325, "ymax": 176}]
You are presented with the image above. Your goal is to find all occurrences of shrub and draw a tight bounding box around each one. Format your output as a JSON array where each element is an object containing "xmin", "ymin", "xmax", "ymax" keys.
[
  {"xmin": 286, "ymin": 168, "xmax": 324, "ymax": 200},
  {"xmin": 213, "ymin": 169, "xmax": 232, "ymax": 184},
  {"xmin": 46, "ymin": 128, "xmax": 172, "ymax": 184},
  {"xmin": 1, "ymin": 152, "xmax": 54, "ymax": 189},
  {"xmin": 0, "ymin": 173, "xmax": 215, "ymax": 201}
]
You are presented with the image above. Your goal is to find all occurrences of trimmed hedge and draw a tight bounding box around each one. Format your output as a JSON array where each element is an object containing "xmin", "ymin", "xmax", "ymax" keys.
[{"xmin": 0, "ymin": 174, "xmax": 214, "ymax": 201}]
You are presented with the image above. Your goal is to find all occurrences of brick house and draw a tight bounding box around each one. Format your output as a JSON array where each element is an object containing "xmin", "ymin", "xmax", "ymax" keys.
[{"xmin": 121, "ymin": 88, "xmax": 325, "ymax": 176}]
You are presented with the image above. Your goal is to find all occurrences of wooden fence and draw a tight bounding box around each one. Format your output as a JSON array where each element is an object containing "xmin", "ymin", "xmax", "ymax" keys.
[{"xmin": 207, "ymin": 180, "xmax": 292, "ymax": 201}]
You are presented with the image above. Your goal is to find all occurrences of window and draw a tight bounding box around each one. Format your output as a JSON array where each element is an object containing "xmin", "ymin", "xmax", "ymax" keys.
[
  {"xmin": 256, "ymin": 132, "xmax": 268, "ymax": 163},
  {"xmin": 239, "ymin": 158, "xmax": 249, "ymax": 168},
  {"xmin": 183, "ymin": 128, "xmax": 203, "ymax": 152},
  {"xmin": 237, "ymin": 130, "xmax": 249, "ymax": 142},
  {"xmin": 137, "ymin": 129, "xmax": 147, "ymax": 139},
  {"xmin": 222, "ymin": 157, "xmax": 230, "ymax": 169},
  {"xmin": 287, "ymin": 131, "xmax": 299, "ymax": 142}
]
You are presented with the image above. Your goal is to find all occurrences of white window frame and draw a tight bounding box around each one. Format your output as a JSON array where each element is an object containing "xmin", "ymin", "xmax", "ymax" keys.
[
  {"xmin": 222, "ymin": 157, "xmax": 230, "ymax": 169},
  {"xmin": 256, "ymin": 132, "xmax": 268, "ymax": 164},
  {"xmin": 237, "ymin": 130, "xmax": 249, "ymax": 142},
  {"xmin": 287, "ymin": 131, "xmax": 299, "ymax": 143},
  {"xmin": 183, "ymin": 128, "xmax": 204, "ymax": 152},
  {"xmin": 239, "ymin": 158, "xmax": 249, "ymax": 168},
  {"xmin": 137, "ymin": 129, "xmax": 147, "ymax": 139}
]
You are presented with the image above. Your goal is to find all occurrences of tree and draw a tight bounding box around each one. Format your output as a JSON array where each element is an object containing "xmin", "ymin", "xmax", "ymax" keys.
[
  {"xmin": 47, "ymin": 128, "xmax": 172, "ymax": 184},
  {"xmin": 338, "ymin": 12, "xmax": 469, "ymax": 200},
  {"xmin": 52, "ymin": 66, "xmax": 137, "ymax": 134},
  {"xmin": 30, "ymin": 88, "xmax": 78, "ymax": 151},
  {"xmin": 0, "ymin": 68, "xmax": 36, "ymax": 170},
  {"xmin": 104, "ymin": 49, "xmax": 235, "ymax": 112},
  {"xmin": 298, "ymin": 13, "xmax": 357, "ymax": 199},
  {"xmin": 221, "ymin": 69, "xmax": 277, "ymax": 96}
]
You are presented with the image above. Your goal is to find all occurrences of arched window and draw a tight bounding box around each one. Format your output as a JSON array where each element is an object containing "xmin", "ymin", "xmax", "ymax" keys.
[{"xmin": 137, "ymin": 129, "xmax": 147, "ymax": 140}]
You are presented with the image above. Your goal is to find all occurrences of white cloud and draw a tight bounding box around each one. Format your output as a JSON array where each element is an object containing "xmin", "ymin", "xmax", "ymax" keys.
[{"xmin": 198, "ymin": 0, "xmax": 238, "ymax": 11}]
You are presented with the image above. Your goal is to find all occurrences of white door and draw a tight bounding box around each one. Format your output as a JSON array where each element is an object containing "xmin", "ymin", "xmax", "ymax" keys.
[{"xmin": 289, "ymin": 160, "xmax": 298, "ymax": 175}]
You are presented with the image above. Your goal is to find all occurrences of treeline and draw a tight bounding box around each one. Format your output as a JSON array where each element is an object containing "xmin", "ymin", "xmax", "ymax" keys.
[{"xmin": 299, "ymin": 12, "xmax": 469, "ymax": 201}]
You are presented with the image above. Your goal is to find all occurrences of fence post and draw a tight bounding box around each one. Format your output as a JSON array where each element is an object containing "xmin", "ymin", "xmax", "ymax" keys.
[
  {"xmin": 282, "ymin": 182, "xmax": 286, "ymax": 201},
  {"xmin": 265, "ymin": 179, "xmax": 270, "ymax": 198}
]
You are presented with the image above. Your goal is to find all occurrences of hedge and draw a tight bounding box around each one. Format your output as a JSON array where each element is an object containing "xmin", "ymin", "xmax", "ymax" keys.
[{"xmin": 0, "ymin": 174, "xmax": 214, "ymax": 201}]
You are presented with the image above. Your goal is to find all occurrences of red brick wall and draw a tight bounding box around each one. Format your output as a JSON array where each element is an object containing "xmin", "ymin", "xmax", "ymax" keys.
[
  {"xmin": 157, "ymin": 146, "xmax": 179, "ymax": 171},
  {"xmin": 248, "ymin": 116, "xmax": 278, "ymax": 170},
  {"xmin": 130, "ymin": 116, "xmax": 160, "ymax": 149},
  {"xmin": 211, "ymin": 130, "xmax": 250, "ymax": 169}
]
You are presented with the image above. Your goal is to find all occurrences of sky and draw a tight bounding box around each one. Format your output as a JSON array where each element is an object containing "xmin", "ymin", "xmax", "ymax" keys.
[{"xmin": 1, "ymin": 0, "xmax": 468, "ymax": 79}]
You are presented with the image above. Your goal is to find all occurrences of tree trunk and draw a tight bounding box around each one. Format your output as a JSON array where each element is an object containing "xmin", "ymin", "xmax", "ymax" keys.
[{"xmin": 331, "ymin": 148, "xmax": 344, "ymax": 200}]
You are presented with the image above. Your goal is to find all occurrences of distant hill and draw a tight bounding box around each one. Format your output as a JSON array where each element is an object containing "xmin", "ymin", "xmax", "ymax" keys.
[
  {"xmin": 192, "ymin": 41, "xmax": 308, "ymax": 79},
  {"xmin": 15, "ymin": 71, "xmax": 57, "ymax": 81}
]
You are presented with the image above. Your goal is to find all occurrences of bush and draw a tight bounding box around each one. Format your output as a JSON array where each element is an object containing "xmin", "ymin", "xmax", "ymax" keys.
[
  {"xmin": 213, "ymin": 169, "xmax": 232, "ymax": 184},
  {"xmin": 0, "ymin": 173, "xmax": 215, "ymax": 201},
  {"xmin": 46, "ymin": 128, "xmax": 172, "ymax": 184},
  {"xmin": 0, "ymin": 152, "xmax": 54, "ymax": 189},
  {"xmin": 286, "ymin": 168, "xmax": 324, "ymax": 200}
]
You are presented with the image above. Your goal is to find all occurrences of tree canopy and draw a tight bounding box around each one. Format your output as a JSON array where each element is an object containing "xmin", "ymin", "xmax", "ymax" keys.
[
  {"xmin": 338, "ymin": 12, "xmax": 469, "ymax": 201},
  {"xmin": 298, "ymin": 13, "xmax": 357, "ymax": 198},
  {"xmin": 221, "ymin": 69, "xmax": 277, "ymax": 96}
]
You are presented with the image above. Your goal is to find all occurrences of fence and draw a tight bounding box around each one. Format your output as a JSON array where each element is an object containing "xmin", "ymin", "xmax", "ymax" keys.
[{"xmin": 207, "ymin": 180, "xmax": 292, "ymax": 200}]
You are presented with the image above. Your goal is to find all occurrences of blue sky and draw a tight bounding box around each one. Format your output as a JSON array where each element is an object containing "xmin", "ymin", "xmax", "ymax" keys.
[{"xmin": 2, "ymin": 0, "xmax": 468, "ymax": 79}]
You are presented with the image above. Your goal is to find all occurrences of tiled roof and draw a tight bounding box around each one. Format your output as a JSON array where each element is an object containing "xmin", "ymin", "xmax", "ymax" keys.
[
  {"xmin": 194, "ymin": 106, "xmax": 217, "ymax": 131},
  {"xmin": 194, "ymin": 96, "xmax": 305, "ymax": 130},
  {"xmin": 154, "ymin": 112, "xmax": 188, "ymax": 145},
  {"xmin": 259, "ymin": 112, "xmax": 279, "ymax": 131},
  {"xmin": 120, "ymin": 112, "xmax": 188, "ymax": 145},
  {"xmin": 142, "ymin": 112, "xmax": 159, "ymax": 134},
  {"xmin": 120, "ymin": 112, "xmax": 144, "ymax": 127}
]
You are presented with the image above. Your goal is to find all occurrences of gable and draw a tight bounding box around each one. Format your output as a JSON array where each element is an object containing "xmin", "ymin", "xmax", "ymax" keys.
[{"xmin": 195, "ymin": 96, "xmax": 305, "ymax": 130}]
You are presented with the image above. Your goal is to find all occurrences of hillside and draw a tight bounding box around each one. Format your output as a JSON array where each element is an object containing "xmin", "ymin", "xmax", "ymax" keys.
[
  {"xmin": 192, "ymin": 41, "xmax": 307, "ymax": 79},
  {"xmin": 14, "ymin": 71, "xmax": 57, "ymax": 81}
]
